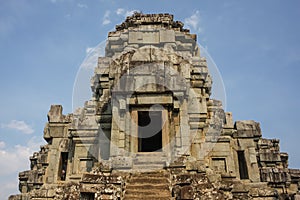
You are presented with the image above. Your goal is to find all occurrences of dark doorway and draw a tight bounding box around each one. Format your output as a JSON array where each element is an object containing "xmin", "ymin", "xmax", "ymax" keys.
[
  {"xmin": 58, "ymin": 152, "xmax": 68, "ymax": 181},
  {"xmin": 80, "ymin": 192, "xmax": 95, "ymax": 200},
  {"xmin": 138, "ymin": 111, "xmax": 162, "ymax": 152},
  {"xmin": 237, "ymin": 151, "xmax": 249, "ymax": 179}
]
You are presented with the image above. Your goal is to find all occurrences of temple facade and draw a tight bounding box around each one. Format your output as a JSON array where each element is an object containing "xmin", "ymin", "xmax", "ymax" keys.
[{"xmin": 9, "ymin": 13, "xmax": 300, "ymax": 200}]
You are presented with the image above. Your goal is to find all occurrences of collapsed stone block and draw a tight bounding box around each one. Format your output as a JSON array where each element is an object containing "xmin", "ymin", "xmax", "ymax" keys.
[{"xmin": 234, "ymin": 120, "xmax": 262, "ymax": 138}]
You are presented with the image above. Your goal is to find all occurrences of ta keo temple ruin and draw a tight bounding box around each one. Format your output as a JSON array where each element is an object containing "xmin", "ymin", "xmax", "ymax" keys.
[{"xmin": 9, "ymin": 13, "xmax": 300, "ymax": 200}]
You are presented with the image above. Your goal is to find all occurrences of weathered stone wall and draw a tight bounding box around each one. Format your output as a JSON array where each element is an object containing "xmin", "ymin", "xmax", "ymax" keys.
[{"xmin": 9, "ymin": 13, "xmax": 300, "ymax": 200}]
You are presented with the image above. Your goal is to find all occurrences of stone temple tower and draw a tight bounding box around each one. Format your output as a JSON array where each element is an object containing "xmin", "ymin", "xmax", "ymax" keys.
[{"xmin": 9, "ymin": 13, "xmax": 300, "ymax": 200}]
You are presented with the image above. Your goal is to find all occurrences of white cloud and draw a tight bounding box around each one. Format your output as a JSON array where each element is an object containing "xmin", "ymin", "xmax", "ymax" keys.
[
  {"xmin": 83, "ymin": 47, "xmax": 97, "ymax": 69},
  {"xmin": 0, "ymin": 141, "xmax": 5, "ymax": 149},
  {"xmin": 0, "ymin": 180, "xmax": 19, "ymax": 200},
  {"xmin": 184, "ymin": 10, "xmax": 203, "ymax": 33},
  {"xmin": 102, "ymin": 19, "xmax": 110, "ymax": 25},
  {"xmin": 82, "ymin": 43, "xmax": 105, "ymax": 69},
  {"xmin": 0, "ymin": 136, "xmax": 43, "ymax": 176},
  {"xmin": 1, "ymin": 120, "xmax": 34, "ymax": 134},
  {"xmin": 86, "ymin": 47, "xmax": 94, "ymax": 54},
  {"xmin": 102, "ymin": 10, "xmax": 111, "ymax": 25},
  {"xmin": 0, "ymin": 145, "xmax": 31, "ymax": 176},
  {"xmin": 116, "ymin": 8, "xmax": 125, "ymax": 15},
  {"xmin": 116, "ymin": 8, "xmax": 139, "ymax": 17},
  {"xmin": 0, "ymin": 136, "xmax": 44, "ymax": 199},
  {"xmin": 102, "ymin": 8, "xmax": 139, "ymax": 26},
  {"xmin": 77, "ymin": 3, "xmax": 88, "ymax": 9}
]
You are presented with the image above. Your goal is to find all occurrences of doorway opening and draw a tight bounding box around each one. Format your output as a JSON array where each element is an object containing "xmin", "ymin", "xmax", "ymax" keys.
[
  {"xmin": 237, "ymin": 150, "xmax": 249, "ymax": 179},
  {"xmin": 80, "ymin": 192, "xmax": 95, "ymax": 200},
  {"xmin": 58, "ymin": 152, "xmax": 68, "ymax": 181},
  {"xmin": 138, "ymin": 111, "xmax": 162, "ymax": 152}
]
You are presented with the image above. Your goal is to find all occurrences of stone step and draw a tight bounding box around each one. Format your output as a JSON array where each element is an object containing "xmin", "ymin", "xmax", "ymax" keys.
[
  {"xmin": 132, "ymin": 153, "xmax": 168, "ymax": 171},
  {"xmin": 133, "ymin": 155, "xmax": 167, "ymax": 163},
  {"xmin": 132, "ymin": 164, "xmax": 166, "ymax": 171},
  {"xmin": 125, "ymin": 188, "xmax": 170, "ymax": 196},
  {"xmin": 131, "ymin": 171, "xmax": 170, "ymax": 178},
  {"xmin": 124, "ymin": 171, "xmax": 172, "ymax": 200},
  {"xmin": 126, "ymin": 183, "xmax": 169, "ymax": 190},
  {"xmin": 135, "ymin": 152, "xmax": 165, "ymax": 157},
  {"xmin": 133, "ymin": 158, "xmax": 166, "ymax": 165},
  {"xmin": 123, "ymin": 195, "xmax": 171, "ymax": 200},
  {"xmin": 128, "ymin": 177, "xmax": 169, "ymax": 184}
]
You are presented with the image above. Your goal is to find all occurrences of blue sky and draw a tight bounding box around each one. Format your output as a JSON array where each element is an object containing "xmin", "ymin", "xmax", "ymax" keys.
[{"xmin": 1, "ymin": 0, "xmax": 300, "ymax": 198}]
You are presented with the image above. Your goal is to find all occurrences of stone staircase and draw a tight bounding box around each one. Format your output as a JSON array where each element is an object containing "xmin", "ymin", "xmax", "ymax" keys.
[
  {"xmin": 124, "ymin": 171, "xmax": 171, "ymax": 200},
  {"xmin": 132, "ymin": 153, "xmax": 167, "ymax": 171}
]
